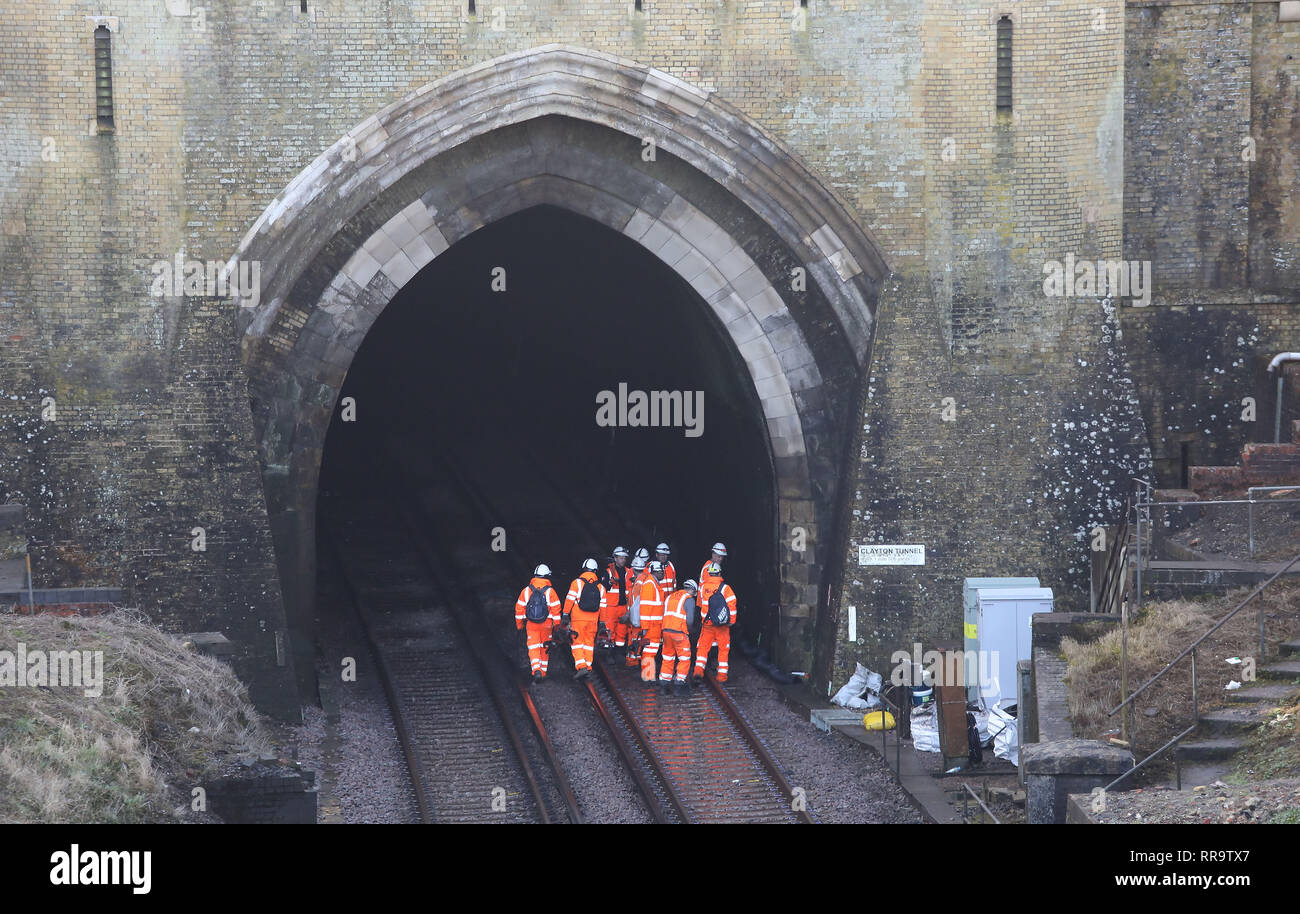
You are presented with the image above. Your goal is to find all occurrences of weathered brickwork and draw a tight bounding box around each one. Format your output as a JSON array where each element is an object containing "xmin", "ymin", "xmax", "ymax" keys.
[
  {"xmin": 0, "ymin": 1, "xmax": 1294, "ymax": 708},
  {"xmin": 1121, "ymin": 3, "xmax": 1300, "ymax": 487}
]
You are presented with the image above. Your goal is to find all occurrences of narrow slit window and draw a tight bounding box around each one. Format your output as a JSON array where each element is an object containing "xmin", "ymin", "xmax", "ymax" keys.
[
  {"xmin": 95, "ymin": 26, "xmax": 114, "ymax": 130},
  {"xmin": 996, "ymin": 17, "xmax": 1013, "ymax": 114},
  {"xmin": 634, "ymin": 0, "xmax": 643, "ymax": 10},
  {"xmin": 467, "ymin": 0, "xmax": 476, "ymax": 16}
]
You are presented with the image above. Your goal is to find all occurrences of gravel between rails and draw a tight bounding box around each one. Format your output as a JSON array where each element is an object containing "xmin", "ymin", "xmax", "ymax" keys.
[
  {"xmin": 470, "ymin": 583, "xmax": 655, "ymax": 824},
  {"xmin": 722, "ymin": 660, "xmax": 925, "ymax": 824},
  {"xmin": 285, "ymin": 563, "xmax": 421, "ymax": 824}
]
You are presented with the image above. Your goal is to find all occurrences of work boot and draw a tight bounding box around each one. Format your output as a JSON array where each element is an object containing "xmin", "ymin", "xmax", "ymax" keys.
[
  {"xmin": 532, "ymin": 672, "xmax": 544, "ymax": 683},
  {"xmin": 674, "ymin": 681, "xmax": 691, "ymax": 697}
]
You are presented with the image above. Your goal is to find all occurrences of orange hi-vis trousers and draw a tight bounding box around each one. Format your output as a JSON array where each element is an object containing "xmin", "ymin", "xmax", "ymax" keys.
[
  {"xmin": 694, "ymin": 623, "xmax": 731, "ymax": 682},
  {"xmin": 659, "ymin": 629, "xmax": 691, "ymax": 682},
  {"xmin": 524, "ymin": 620, "xmax": 553, "ymax": 677},
  {"xmin": 639, "ymin": 620, "xmax": 663, "ymax": 682},
  {"xmin": 569, "ymin": 609, "xmax": 598, "ymax": 673}
]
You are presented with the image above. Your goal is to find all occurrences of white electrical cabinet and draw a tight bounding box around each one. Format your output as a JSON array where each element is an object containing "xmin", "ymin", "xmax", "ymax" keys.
[
  {"xmin": 968, "ymin": 585, "xmax": 1054, "ymax": 705},
  {"xmin": 963, "ymin": 577, "xmax": 1039, "ymax": 702}
]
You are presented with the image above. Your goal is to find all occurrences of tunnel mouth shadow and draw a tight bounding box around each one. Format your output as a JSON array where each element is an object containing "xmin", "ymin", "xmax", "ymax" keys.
[{"xmin": 316, "ymin": 205, "xmax": 780, "ymax": 652}]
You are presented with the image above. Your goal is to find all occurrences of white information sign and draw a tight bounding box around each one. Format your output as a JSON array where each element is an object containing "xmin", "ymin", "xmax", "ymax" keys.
[{"xmin": 858, "ymin": 544, "xmax": 926, "ymax": 566}]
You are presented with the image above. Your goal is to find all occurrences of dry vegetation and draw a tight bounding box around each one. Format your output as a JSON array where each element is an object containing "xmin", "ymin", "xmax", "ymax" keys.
[
  {"xmin": 0, "ymin": 610, "xmax": 272, "ymax": 823},
  {"xmin": 1061, "ymin": 580, "xmax": 1300, "ymax": 764},
  {"xmin": 1235, "ymin": 695, "xmax": 1300, "ymax": 782}
]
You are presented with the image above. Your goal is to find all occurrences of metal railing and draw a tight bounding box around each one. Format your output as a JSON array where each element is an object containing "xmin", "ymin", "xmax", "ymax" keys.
[
  {"xmin": 1247, "ymin": 486, "xmax": 1300, "ymax": 558},
  {"xmin": 1104, "ymin": 550, "xmax": 1300, "ymax": 792},
  {"xmin": 960, "ymin": 782, "xmax": 1001, "ymax": 825}
]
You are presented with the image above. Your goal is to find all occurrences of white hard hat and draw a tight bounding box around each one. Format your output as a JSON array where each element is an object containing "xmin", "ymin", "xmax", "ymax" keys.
[
  {"xmin": 648, "ymin": 560, "xmax": 664, "ymax": 575},
  {"xmin": 682, "ymin": 579, "xmax": 699, "ymax": 592},
  {"xmin": 635, "ymin": 547, "xmax": 650, "ymax": 560},
  {"xmin": 656, "ymin": 543, "xmax": 670, "ymax": 555},
  {"xmin": 612, "ymin": 546, "xmax": 629, "ymax": 558},
  {"xmin": 707, "ymin": 563, "xmax": 722, "ymax": 576},
  {"xmin": 631, "ymin": 556, "xmax": 647, "ymax": 571},
  {"xmin": 711, "ymin": 542, "xmax": 727, "ymax": 556},
  {"xmin": 582, "ymin": 558, "xmax": 599, "ymax": 572},
  {"xmin": 534, "ymin": 564, "xmax": 552, "ymax": 577}
]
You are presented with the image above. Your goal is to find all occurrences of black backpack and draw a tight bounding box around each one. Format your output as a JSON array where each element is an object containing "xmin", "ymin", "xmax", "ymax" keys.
[
  {"xmin": 525, "ymin": 585, "xmax": 551, "ymax": 623},
  {"xmin": 706, "ymin": 589, "xmax": 730, "ymax": 625},
  {"xmin": 578, "ymin": 578, "xmax": 601, "ymax": 611}
]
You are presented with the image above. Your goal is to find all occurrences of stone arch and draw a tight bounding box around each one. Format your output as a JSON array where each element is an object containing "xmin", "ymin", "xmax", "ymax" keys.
[{"xmin": 231, "ymin": 46, "xmax": 887, "ymax": 673}]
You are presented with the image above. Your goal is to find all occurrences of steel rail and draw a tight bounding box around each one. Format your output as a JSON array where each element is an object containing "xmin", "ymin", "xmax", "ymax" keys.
[{"xmin": 321, "ymin": 528, "xmax": 434, "ymax": 824}]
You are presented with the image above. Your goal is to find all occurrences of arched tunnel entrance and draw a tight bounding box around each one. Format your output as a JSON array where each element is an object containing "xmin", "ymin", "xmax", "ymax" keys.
[
  {"xmin": 318, "ymin": 204, "xmax": 778, "ymax": 666},
  {"xmin": 233, "ymin": 47, "xmax": 889, "ymax": 704}
]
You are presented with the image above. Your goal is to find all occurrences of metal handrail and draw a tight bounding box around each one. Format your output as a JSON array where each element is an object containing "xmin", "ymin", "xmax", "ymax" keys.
[
  {"xmin": 960, "ymin": 782, "xmax": 1001, "ymax": 824},
  {"xmin": 1103, "ymin": 550, "xmax": 1300, "ymax": 791},
  {"xmin": 1110, "ymin": 550, "xmax": 1300, "ymax": 716}
]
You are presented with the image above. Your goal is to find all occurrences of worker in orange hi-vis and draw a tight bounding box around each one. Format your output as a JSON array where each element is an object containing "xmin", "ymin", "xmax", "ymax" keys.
[
  {"xmin": 659, "ymin": 579, "xmax": 698, "ymax": 695},
  {"xmin": 601, "ymin": 546, "xmax": 635, "ymax": 652},
  {"xmin": 654, "ymin": 542, "xmax": 677, "ymax": 594},
  {"xmin": 624, "ymin": 553, "xmax": 650, "ymax": 668},
  {"xmin": 635, "ymin": 560, "xmax": 668, "ymax": 682},
  {"xmin": 699, "ymin": 542, "xmax": 726, "ymax": 589},
  {"xmin": 693, "ymin": 564, "xmax": 738, "ymax": 683},
  {"xmin": 563, "ymin": 558, "xmax": 605, "ymax": 681},
  {"xmin": 515, "ymin": 564, "xmax": 562, "ymax": 682}
]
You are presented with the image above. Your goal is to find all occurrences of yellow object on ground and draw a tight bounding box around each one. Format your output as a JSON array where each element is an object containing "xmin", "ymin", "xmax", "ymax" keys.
[{"xmin": 863, "ymin": 710, "xmax": 896, "ymax": 731}]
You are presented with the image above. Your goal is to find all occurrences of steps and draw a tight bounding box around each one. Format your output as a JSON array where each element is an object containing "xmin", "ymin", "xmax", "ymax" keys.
[{"xmin": 1172, "ymin": 634, "xmax": 1300, "ymax": 785}]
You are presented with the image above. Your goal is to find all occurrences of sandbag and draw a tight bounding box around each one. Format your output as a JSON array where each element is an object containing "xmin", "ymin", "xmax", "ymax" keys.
[
  {"xmin": 831, "ymin": 662, "xmax": 882, "ymax": 710},
  {"xmin": 988, "ymin": 700, "xmax": 1019, "ymax": 765},
  {"xmin": 863, "ymin": 710, "xmax": 896, "ymax": 731},
  {"xmin": 910, "ymin": 702, "xmax": 939, "ymax": 752}
]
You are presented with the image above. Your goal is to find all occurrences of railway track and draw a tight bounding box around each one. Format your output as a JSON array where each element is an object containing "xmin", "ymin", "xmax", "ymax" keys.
[
  {"xmin": 391, "ymin": 436, "xmax": 814, "ymax": 824},
  {"xmin": 320, "ymin": 480, "xmax": 579, "ymax": 824}
]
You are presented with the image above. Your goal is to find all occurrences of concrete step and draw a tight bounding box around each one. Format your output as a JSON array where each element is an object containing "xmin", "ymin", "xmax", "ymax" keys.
[
  {"xmin": 1175, "ymin": 737, "xmax": 1243, "ymax": 762},
  {"xmin": 1224, "ymin": 683, "xmax": 1300, "ymax": 704},
  {"xmin": 1257, "ymin": 660, "xmax": 1300, "ymax": 681},
  {"xmin": 1279, "ymin": 640, "xmax": 1300, "ymax": 657},
  {"xmin": 1197, "ymin": 706, "xmax": 1266, "ymax": 736}
]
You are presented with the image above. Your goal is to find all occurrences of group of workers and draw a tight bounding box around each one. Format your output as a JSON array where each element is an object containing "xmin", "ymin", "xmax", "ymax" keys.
[{"xmin": 514, "ymin": 542, "xmax": 738, "ymax": 693}]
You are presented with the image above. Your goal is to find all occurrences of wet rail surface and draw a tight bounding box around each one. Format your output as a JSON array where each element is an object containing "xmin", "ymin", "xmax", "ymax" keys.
[
  {"xmin": 383, "ymin": 432, "xmax": 814, "ymax": 824},
  {"xmin": 320, "ymin": 482, "xmax": 577, "ymax": 824}
]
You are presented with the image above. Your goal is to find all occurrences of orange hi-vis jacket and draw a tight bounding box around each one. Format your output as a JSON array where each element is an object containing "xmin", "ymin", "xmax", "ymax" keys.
[
  {"xmin": 634, "ymin": 575, "xmax": 665, "ymax": 626},
  {"xmin": 658, "ymin": 560, "xmax": 677, "ymax": 594},
  {"xmin": 697, "ymin": 580, "xmax": 737, "ymax": 626},
  {"xmin": 516, "ymin": 576, "xmax": 562, "ymax": 627},
  {"xmin": 564, "ymin": 571, "xmax": 606, "ymax": 616},
  {"xmin": 662, "ymin": 589, "xmax": 694, "ymax": 633},
  {"xmin": 604, "ymin": 562, "xmax": 636, "ymax": 609},
  {"xmin": 699, "ymin": 560, "xmax": 723, "ymax": 590}
]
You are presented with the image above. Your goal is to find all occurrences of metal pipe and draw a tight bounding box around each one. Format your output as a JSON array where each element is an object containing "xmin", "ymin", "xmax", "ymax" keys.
[
  {"xmin": 1276, "ymin": 375, "xmax": 1285, "ymax": 445},
  {"xmin": 1267, "ymin": 353, "xmax": 1299, "ymax": 444}
]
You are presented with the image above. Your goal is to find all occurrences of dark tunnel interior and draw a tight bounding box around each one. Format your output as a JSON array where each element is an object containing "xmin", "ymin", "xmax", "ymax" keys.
[{"xmin": 317, "ymin": 205, "xmax": 780, "ymax": 650}]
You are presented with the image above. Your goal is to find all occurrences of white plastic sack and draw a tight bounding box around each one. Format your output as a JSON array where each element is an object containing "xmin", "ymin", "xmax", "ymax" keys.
[
  {"xmin": 831, "ymin": 662, "xmax": 882, "ymax": 710},
  {"xmin": 910, "ymin": 703, "xmax": 940, "ymax": 752},
  {"xmin": 988, "ymin": 700, "xmax": 1018, "ymax": 765}
]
